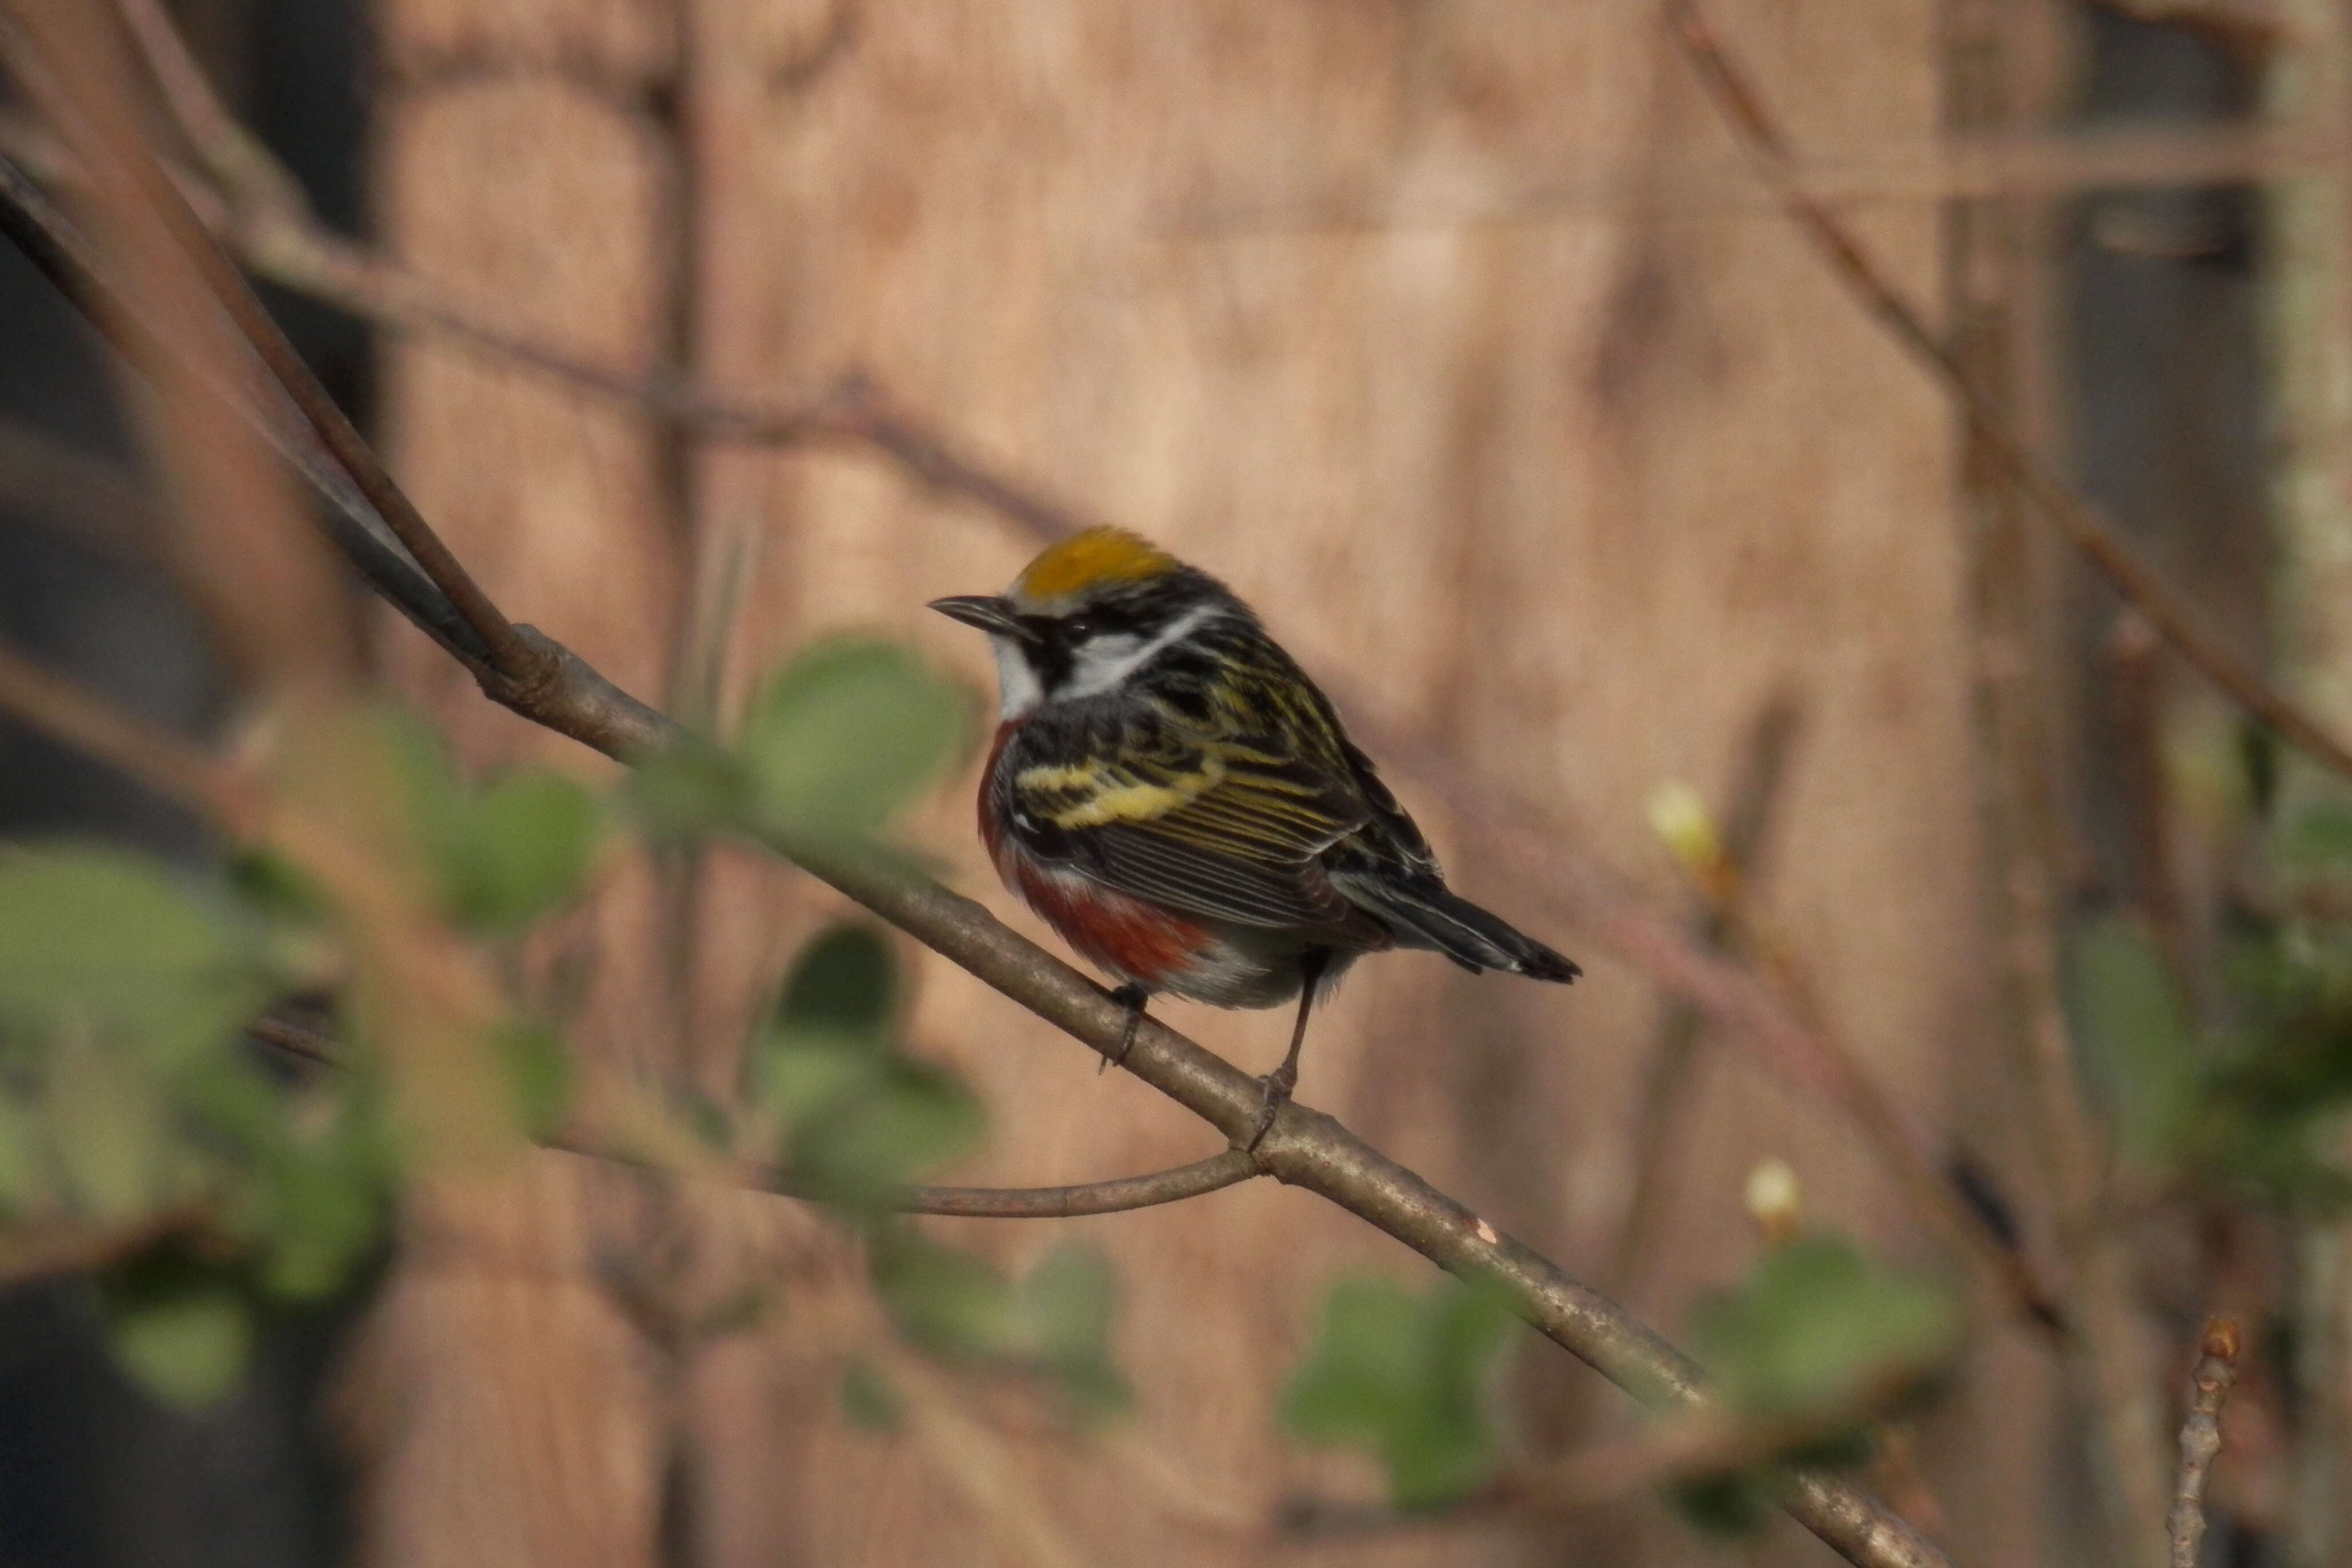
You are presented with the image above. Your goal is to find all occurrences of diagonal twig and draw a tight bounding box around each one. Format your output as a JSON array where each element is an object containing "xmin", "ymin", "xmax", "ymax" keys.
[
  {"xmin": 1662, "ymin": 0, "xmax": 2352, "ymax": 787},
  {"xmin": 21, "ymin": 0, "xmax": 527, "ymax": 681}
]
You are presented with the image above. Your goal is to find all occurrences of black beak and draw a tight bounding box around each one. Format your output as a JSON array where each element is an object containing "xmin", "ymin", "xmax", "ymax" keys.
[{"xmin": 928, "ymin": 595, "xmax": 1035, "ymax": 642}]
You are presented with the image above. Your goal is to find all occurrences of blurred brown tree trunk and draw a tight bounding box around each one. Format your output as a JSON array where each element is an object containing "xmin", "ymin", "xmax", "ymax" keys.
[
  {"xmin": 347, "ymin": 3, "xmax": 683, "ymax": 1567},
  {"xmin": 356, "ymin": 4, "xmax": 2052, "ymax": 1566}
]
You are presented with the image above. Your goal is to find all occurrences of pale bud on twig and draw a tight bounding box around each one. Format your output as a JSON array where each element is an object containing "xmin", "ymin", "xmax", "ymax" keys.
[
  {"xmin": 1744, "ymin": 1156, "xmax": 1802, "ymax": 1245},
  {"xmin": 1647, "ymin": 780, "xmax": 1722, "ymax": 872}
]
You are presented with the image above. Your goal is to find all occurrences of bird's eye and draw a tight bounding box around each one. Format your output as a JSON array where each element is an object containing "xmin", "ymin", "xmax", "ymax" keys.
[{"xmin": 1064, "ymin": 613, "xmax": 1100, "ymax": 640}]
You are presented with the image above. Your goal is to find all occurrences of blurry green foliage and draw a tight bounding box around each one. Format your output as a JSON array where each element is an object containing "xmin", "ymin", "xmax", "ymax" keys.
[
  {"xmin": 0, "ymin": 847, "xmax": 279, "ymax": 1069},
  {"xmin": 747, "ymin": 922, "xmax": 985, "ymax": 1213},
  {"xmin": 0, "ymin": 638, "xmax": 1024, "ymax": 1417},
  {"xmin": 1669, "ymin": 1235, "xmax": 1957, "ymax": 1534},
  {"xmin": 739, "ymin": 640, "xmax": 972, "ymax": 838},
  {"xmin": 2064, "ymin": 791, "xmax": 2352, "ymax": 1208},
  {"xmin": 1279, "ymin": 1274, "xmax": 1519, "ymax": 1510},
  {"xmin": 841, "ymin": 1355, "xmax": 903, "ymax": 1431},
  {"xmin": 385, "ymin": 708, "xmax": 606, "ymax": 936},
  {"xmin": 98, "ymin": 1257, "xmax": 256, "ymax": 1410},
  {"xmin": 868, "ymin": 1229, "xmax": 1127, "ymax": 1418},
  {"xmin": 0, "ymin": 842, "xmax": 399, "ymax": 1402},
  {"xmin": 1687, "ymin": 1236, "xmax": 1956, "ymax": 1419},
  {"xmin": 2071, "ymin": 916, "xmax": 2200, "ymax": 1165},
  {"xmin": 632, "ymin": 638, "xmax": 971, "ymax": 848}
]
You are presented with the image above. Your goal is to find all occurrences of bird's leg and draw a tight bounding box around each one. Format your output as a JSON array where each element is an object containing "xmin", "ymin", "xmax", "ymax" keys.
[
  {"xmin": 1101, "ymin": 984, "xmax": 1149, "ymax": 1073},
  {"xmin": 1248, "ymin": 950, "xmax": 1329, "ymax": 1152}
]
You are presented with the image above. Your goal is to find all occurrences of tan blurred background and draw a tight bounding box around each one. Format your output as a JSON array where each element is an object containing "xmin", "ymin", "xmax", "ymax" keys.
[{"xmin": 0, "ymin": 1, "xmax": 2301, "ymax": 1566}]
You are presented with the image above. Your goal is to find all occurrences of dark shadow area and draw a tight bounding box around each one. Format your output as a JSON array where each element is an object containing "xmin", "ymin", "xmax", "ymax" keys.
[{"xmin": 0, "ymin": 2, "xmax": 368, "ymax": 1563}]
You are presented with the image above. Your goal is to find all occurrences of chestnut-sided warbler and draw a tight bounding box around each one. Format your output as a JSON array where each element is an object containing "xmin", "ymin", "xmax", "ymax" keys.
[{"xmin": 931, "ymin": 528, "xmax": 1577, "ymax": 1145}]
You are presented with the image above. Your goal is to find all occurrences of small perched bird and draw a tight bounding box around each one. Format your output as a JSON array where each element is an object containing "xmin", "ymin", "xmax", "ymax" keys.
[{"xmin": 930, "ymin": 528, "xmax": 1577, "ymax": 1146}]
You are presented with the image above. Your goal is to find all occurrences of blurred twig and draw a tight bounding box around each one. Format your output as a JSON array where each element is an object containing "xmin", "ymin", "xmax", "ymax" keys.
[
  {"xmin": 1175, "ymin": 124, "xmax": 2323, "ymax": 237},
  {"xmin": 2170, "ymin": 1318, "xmax": 2242, "ymax": 1568},
  {"xmin": 1606, "ymin": 695, "xmax": 1801, "ymax": 1296},
  {"xmin": 1663, "ymin": 0, "xmax": 2352, "ymax": 790},
  {"xmin": 2108, "ymin": 612, "xmax": 2200, "ymax": 1005},
  {"xmin": 0, "ymin": 416, "xmax": 156, "ymax": 565},
  {"xmin": 242, "ymin": 975, "xmax": 1259, "ymax": 1221},
  {"xmin": 1936, "ymin": 3, "xmax": 2172, "ymax": 1560},
  {"xmin": 0, "ymin": 1, "xmax": 343, "ymax": 692}
]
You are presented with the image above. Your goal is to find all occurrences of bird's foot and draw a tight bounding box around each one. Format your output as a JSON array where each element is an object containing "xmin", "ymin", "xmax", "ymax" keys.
[
  {"xmin": 1100, "ymin": 984, "xmax": 1149, "ymax": 1074},
  {"xmin": 1245, "ymin": 1061, "xmax": 1298, "ymax": 1153}
]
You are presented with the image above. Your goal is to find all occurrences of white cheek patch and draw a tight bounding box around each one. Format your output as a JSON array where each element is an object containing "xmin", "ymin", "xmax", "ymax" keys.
[
  {"xmin": 991, "ymin": 635, "xmax": 1044, "ymax": 718},
  {"xmin": 1060, "ymin": 605, "xmax": 1221, "ymax": 699}
]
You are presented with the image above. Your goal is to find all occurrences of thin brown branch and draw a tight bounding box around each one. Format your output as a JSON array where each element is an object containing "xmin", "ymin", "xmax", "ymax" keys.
[
  {"xmin": 0, "ymin": 153, "xmax": 672, "ymax": 758},
  {"xmin": 248, "ymin": 1008, "xmax": 1258, "ymax": 1220},
  {"xmin": 1939, "ymin": 7, "xmax": 2172, "ymax": 1561},
  {"xmin": 2170, "ymin": 1318, "xmax": 2243, "ymax": 1568},
  {"xmin": 0, "ymin": 634, "xmax": 249, "ymax": 823},
  {"xmin": 1606, "ymin": 695, "xmax": 1801, "ymax": 1296},
  {"xmin": 0, "ymin": 2, "xmax": 346, "ymax": 692},
  {"xmin": 0, "ymin": 145, "xmax": 488, "ymax": 666},
  {"xmin": 1525, "ymin": 1362, "xmax": 1940, "ymax": 1514},
  {"xmin": 1175, "ymin": 124, "xmax": 2326, "ymax": 237},
  {"xmin": 86, "ymin": 0, "xmax": 526, "ymax": 681},
  {"xmin": 0, "ymin": 416, "xmax": 157, "ymax": 565},
  {"xmin": 1663, "ymin": 0, "xmax": 2352, "ymax": 789}
]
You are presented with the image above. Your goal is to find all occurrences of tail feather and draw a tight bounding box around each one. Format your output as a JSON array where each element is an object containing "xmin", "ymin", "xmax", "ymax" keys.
[{"xmin": 1342, "ymin": 878, "xmax": 1581, "ymax": 983}]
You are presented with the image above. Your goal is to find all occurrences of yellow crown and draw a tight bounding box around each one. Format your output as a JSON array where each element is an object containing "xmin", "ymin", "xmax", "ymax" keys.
[{"xmin": 1014, "ymin": 528, "xmax": 1178, "ymax": 602}]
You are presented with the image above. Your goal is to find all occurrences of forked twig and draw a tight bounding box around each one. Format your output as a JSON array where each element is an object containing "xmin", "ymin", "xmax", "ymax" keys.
[{"xmin": 238, "ymin": 1014, "xmax": 1256, "ymax": 1220}]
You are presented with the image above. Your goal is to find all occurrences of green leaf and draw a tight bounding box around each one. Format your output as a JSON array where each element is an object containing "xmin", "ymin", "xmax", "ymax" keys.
[
  {"xmin": 623, "ymin": 742, "xmax": 751, "ymax": 838},
  {"xmin": 870, "ymin": 1228, "xmax": 1020, "ymax": 1357},
  {"xmin": 1686, "ymin": 1235, "xmax": 1957, "ymax": 1420},
  {"xmin": 737, "ymin": 640, "xmax": 968, "ymax": 839},
  {"xmin": 442, "ymin": 771, "xmax": 604, "ymax": 935},
  {"xmin": 778, "ymin": 925, "xmax": 898, "ymax": 1038},
  {"xmin": 375, "ymin": 707, "xmax": 604, "ymax": 935},
  {"xmin": 2070, "ymin": 916, "xmax": 2200, "ymax": 1163},
  {"xmin": 753, "ymin": 926, "xmax": 982, "ymax": 1212},
  {"xmin": 99, "ymin": 1263, "xmax": 254, "ymax": 1409},
  {"xmin": 2278, "ymin": 798, "xmax": 2352, "ymax": 869},
  {"xmin": 842, "ymin": 1356, "xmax": 903, "ymax": 1431},
  {"xmin": 786, "ymin": 1060, "xmax": 986, "ymax": 1211},
  {"xmin": 46, "ymin": 1042, "xmax": 173, "ymax": 1220},
  {"xmin": 491, "ymin": 1020, "xmax": 574, "ymax": 1140},
  {"xmin": 865, "ymin": 1231, "xmax": 1128, "ymax": 1416},
  {"xmin": 1011, "ymin": 1243, "xmax": 1127, "ymax": 1417},
  {"xmin": 1280, "ymin": 1275, "xmax": 1518, "ymax": 1509},
  {"xmin": 0, "ymin": 846, "xmax": 271, "ymax": 1068}
]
